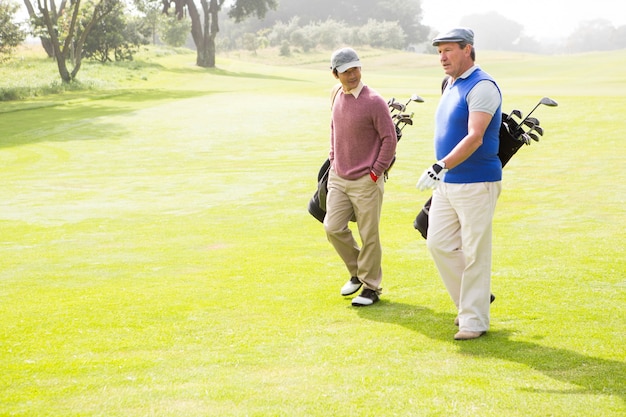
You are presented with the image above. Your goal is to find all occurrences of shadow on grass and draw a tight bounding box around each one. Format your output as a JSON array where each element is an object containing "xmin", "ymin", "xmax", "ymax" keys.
[{"xmin": 357, "ymin": 302, "xmax": 626, "ymax": 403}]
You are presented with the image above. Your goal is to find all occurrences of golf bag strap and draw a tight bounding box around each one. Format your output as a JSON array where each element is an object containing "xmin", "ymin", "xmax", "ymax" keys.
[
  {"xmin": 441, "ymin": 76, "xmax": 451, "ymax": 93},
  {"xmin": 330, "ymin": 83, "xmax": 342, "ymax": 110}
]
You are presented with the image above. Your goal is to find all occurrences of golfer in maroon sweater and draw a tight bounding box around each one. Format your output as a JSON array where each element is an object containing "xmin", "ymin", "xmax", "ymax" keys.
[{"xmin": 324, "ymin": 48, "xmax": 397, "ymax": 306}]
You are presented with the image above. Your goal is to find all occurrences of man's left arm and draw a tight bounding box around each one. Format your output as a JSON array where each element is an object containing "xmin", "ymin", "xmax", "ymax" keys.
[{"xmin": 371, "ymin": 100, "xmax": 397, "ymax": 177}]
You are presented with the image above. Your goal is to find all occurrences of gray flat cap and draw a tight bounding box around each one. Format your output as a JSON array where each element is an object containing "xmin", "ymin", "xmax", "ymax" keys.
[
  {"xmin": 432, "ymin": 28, "xmax": 474, "ymax": 46},
  {"xmin": 330, "ymin": 48, "xmax": 361, "ymax": 73}
]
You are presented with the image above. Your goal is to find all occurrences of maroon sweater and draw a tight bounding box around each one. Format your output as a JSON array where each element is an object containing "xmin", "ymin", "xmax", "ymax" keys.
[{"xmin": 330, "ymin": 85, "xmax": 397, "ymax": 180}]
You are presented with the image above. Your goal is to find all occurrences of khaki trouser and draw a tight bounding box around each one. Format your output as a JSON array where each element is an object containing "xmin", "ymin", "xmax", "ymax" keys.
[
  {"xmin": 427, "ymin": 181, "xmax": 501, "ymax": 332},
  {"xmin": 324, "ymin": 169, "xmax": 384, "ymax": 293}
]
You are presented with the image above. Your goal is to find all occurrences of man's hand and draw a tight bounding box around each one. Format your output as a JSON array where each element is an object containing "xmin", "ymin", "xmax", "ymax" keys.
[
  {"xmin": 416, "ymin": 161, "xmax": 447, "ymax": 191},
  {"xmin": 370, "ymin": 170, "xmax": 379, "ymax": 182}
]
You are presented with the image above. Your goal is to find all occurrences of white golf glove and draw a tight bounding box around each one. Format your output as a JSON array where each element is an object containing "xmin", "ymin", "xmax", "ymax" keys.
[{"xmin": 416, "ymin": 161, "xmax": 447, "ymax": 191}]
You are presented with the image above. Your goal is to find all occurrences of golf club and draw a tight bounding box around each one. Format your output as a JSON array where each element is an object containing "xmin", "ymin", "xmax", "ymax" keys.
[
  {"xmin": 405, "ymin": 94, "xmax": 425, "ymax": 106},
  {"xmin": 389, "ymin": 94, "xmax": 422, "ymax": 139},
  {"xmin": 389, "ymin": 102, "xmax": 404, "ymax": 112},
  {"xmin": 505, "ymin": 109, "xmax": 522, "ymax": 123},
  {"xmin": 518, "ymin": 97, "xmax": 558, "ymax": 127},
  {"xmin": 524, "ymin": 117, "xmax": 540, "ymax": 126},
  {"xmin": 529, "ymin": 125, "xmax": 544, "ymax": 136},
  {"xmin": 527, "ymin": 132, "xmax": 540, "ymax": 142},
  {"xmin": 520, "ymin": 119, "xmax": 537, "ymax": 133},
  {"xmin": 396, "ymin": 116, "xmax": 414, "ymax": 130}
]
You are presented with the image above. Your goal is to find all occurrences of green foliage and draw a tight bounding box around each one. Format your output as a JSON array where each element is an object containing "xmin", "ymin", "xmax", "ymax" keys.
[
  {"xmin": 228, "ymin": 0, "xmax": 279, "ymax": 23},
  {"xmin": 314, "ymin": 19, "xmax": 348, "ymax": 49},
  {"xmin": 289, "ymin": 26, "xmax": 315, "ymax": 52},
  {"xmin": 264, "ymin": 17, "xmax": 407, "ymax": 52},
  {"xmin": 357, "ymin": 18, "xmax": 406, "ymax": 49},
  {"xmin": 0, "ymin": 45, "xmax": 164, "ymax": 101},
  {"xmin": 82, "ymin": 8, "xmax": 150, "ymax": 62},
  {"xmin": 261, "ymin": 0, "xmax": 426, "ymax": 45},
  {"xmin": 159, "ymin": 14, "xmax": 190, "ymax": 47},
  {"xmin": 279, "ymin": 39, "xmax": 290, "ymax": 56},
  {"xmin": 0, "ymin": 0, "xmax": 26, "ymax": 58},
  {"xmin": 241, "ymin": 32, "xmax": 258, "ymax": 53}
]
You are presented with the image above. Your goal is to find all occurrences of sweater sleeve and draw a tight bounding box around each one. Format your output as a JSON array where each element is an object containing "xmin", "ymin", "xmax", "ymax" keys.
[{"xmin": 371, "ymin": 97, "xmax": 397, "ymax": 176}]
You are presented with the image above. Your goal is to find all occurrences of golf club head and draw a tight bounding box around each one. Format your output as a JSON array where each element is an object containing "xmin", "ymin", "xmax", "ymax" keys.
[
  {"xmin": 520, "ymin": 96, "xmax": 559, "ymax": 127},
  {"xmin": 522, "ymin": 120, "xmax": 537, "ymax": 129},
  {"xmin": 528, "ymin": 132, "xmax": 540, "ymax": 142},
  {"xmin": 511, "ymin": 109, "xmax": 522, "ymax": 119},
  {"xmin": 519, "ymin": 133, "xmax": 532, "ymax": 145},
  {"xmin": 531, "ymin": 125, "xmax": 544, "ymax": 136},
  {"xmin": 409, "ymin": 94, "xmax": 425, "ymax": 103},
  {"xmin": 540, "ymin": 97, "xmax": 558, "ymax": 107},
  {"xmin": 389, "ymin": 102, "xmax": 405, "ymax": 112},
  {"xmin": 525, "ymin": 117, "xmax": 540, "ymax": 126},
  {"xmin": 398, "ymin": 119, "xmax": 413, "ymax": 131},
  {"xmin": 502, "ymin": 120, "xmax": 519, "ymax": 137}
]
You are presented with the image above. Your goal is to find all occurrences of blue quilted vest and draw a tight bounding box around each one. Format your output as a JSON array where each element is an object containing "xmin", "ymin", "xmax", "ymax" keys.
[{"xmin": 434, "ymin": 69, "xmax": 502, "ymax": 183}]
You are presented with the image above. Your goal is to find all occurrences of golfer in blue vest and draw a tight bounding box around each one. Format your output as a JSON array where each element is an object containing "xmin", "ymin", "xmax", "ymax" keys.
[{"xmin": 416, "ymin": 28, "xmax": 502, "ymax": 340}]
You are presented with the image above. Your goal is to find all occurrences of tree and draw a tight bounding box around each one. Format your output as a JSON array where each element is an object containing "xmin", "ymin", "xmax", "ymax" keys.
[
  {"xmin": 133, "ymin": 0, "xmax": 163, "ymax": 44},
  {"xmin": 0, "ymin": 0, "xmax": 26, "ymax": 59},
  {"xmin": 162, "ymin": 0, "xmax": 277, "ymax": 68},
  {"xmin": 357, "ymin": 19, "xmax": 406, "ymax": 49},
  {"xmin": 32, "ymin": 0, "xmax": 122, "ymax": 82},
  {"xmin": 566, "ymin": 19, "xmax": 618, "ymax": 52},
  {"xmin": 23, "ymin": 0, "xmax": 63, "ymax": 57},
  {"xmin": 366, "ymin": 0, "xmax": 426, "ymax": 45},
  {"xmin": 255, "ymin": 0, "xmax": 428, "ymax": 46},
  {"xmin": 159, "ymin": 13, "xmax": 190, "ymax": 47},
  {"xmin": 82, "ymin": 7, "xmax": 150, "ymax": 62}
]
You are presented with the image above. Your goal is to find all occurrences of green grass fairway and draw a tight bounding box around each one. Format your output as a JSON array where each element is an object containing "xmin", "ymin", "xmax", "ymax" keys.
[{"xmin": 1, "ymin": 47, "xmax": 625, "ymax": 416}]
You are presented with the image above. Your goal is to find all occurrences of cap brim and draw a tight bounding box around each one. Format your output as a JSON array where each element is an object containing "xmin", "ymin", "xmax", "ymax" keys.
[
  {"xmin": 336, "ymin": 60, "xmax": 361, "ymax": 73},
  {"xmin": 432, "ymin": 38, "xmax": 465, "ymax": 46}
]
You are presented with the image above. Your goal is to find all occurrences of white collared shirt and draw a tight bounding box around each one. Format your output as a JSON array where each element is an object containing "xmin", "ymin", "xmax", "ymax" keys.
[{"xmin": 343, "ymin": 81, "xmax": 364, "ymax": 99}]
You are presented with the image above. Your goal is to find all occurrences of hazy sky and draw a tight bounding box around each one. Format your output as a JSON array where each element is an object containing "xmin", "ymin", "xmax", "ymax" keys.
[{"xmin": 421, "ymin": 0, "xmax": 626, "ymax": 40}]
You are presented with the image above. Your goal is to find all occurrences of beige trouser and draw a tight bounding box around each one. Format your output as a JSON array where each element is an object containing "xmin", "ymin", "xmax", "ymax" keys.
[
  {"xmin": 324, "ymin": 169, "xmax": 384, "ymax": 293},
  {"xmin": 427, "ymin": 181, "xmax": 501, "ymax": 332}
]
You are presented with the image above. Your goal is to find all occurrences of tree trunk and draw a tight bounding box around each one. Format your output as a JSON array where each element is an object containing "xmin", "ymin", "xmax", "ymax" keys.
[
  {"xmin": 23, "ymin": 0, "xmax": 53, "ymax": 57},
  {"xmin": 205, "ymin": 0, "xmax": 219, "ymax": 67},
  {"xmin": 41, "ymin": 38, "xmax": 55, "ymax": 58},
  {"xmin": 182, "ymin": 0, "xmax": 218, "ymax": 68},
  {"xmin": 38, "ymin": 2, "xmax": 71, "ymax": 81},
  {"xmin": 36, "ymin": 0, "xmax": 118, "ymax": 82}
]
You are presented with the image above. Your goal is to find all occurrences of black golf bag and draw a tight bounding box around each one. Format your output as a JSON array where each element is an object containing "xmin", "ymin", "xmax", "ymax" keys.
[
  {"xmin": 307, "ymin": 158, "xmax": 331, "ymax": 223},
  {"xmin": 413, "ymin": 114, "xmax": 528, "ymax": 238},
  {"xmin": 413, "ymin": 76, "xmax": 551, "ymax": 238},
  {"xmin": 308, "ymin": 126, "xmax": 403, "ymax": 223}
]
